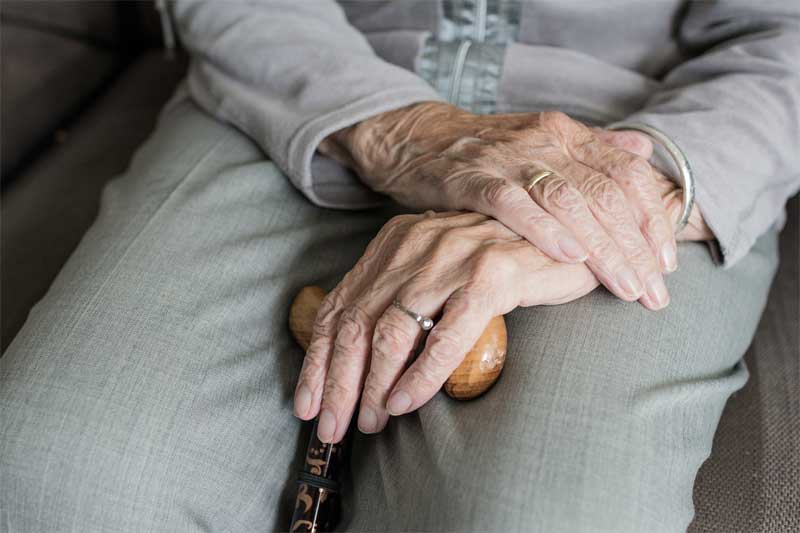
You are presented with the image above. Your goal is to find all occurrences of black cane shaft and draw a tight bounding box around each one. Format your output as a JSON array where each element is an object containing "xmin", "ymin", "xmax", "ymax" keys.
[{"xmin": 290, "ymin": 418, "xmax": 346, "ymax": 532}]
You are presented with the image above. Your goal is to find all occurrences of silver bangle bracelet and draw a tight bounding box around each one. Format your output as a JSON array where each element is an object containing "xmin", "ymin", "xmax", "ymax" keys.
[{"xmin": 606, "ymin": 121, "xmax": 695, "ymax": 233}]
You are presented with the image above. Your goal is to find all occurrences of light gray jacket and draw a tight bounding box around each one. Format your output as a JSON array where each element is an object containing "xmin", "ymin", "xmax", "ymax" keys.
[{"xmin": 173, "ymin": 0, "xmax": 800, "ymax": 266}]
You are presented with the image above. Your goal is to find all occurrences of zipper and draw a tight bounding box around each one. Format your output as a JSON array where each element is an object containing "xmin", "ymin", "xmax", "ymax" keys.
[
  {"xmin": 474, "ymin": 0, "xmax": 487, "ymax": 42},
  {"xmin": 448, "ymin": 40, "xmax": 473, "ymax": 104}
]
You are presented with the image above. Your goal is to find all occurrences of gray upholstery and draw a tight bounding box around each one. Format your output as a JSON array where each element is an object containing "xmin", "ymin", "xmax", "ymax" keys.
[
  {"xmin": 0, "ymin": 22, "xmax": 119, "ymax": 177},
  {"xmin": 0, "ymin": 1, "xmax": 120, "ymax": 45},
  {"xmin": 1, "ymin": 52, "xmax": 187, "ymax": 350},
  {"xmin": 690, "ymin": 195, "xmax": 800, "ymax": 533}
]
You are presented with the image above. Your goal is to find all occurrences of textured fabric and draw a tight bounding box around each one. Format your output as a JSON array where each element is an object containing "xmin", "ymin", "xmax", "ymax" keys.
[
  {"xmin": 689, "ymin": 196, "xmax": 800, "ymax": 533},
  {"xmin": 0, "ymin": 97, "xmax": 779, "ymax": 532},
  {"xmin": 172, "ymin": 0, "xmax": 442, "ymax": 210},
  {"xmin": 171, "ymin": 0, "xmax": 800, "ymax": 266}
]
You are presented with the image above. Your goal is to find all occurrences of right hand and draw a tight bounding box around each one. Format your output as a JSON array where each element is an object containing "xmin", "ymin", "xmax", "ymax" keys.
[
  {"xmin": 294, "ymin": 211, "xmax": 598, "ymax": 442},
  {"xmin": 320, "ymin": 102, "xmax": 679, "ymax": 310}
]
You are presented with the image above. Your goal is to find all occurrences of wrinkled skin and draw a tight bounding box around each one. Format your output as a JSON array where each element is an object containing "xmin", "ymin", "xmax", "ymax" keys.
[
  {"xmin": 294, "ymin": 203, "xmax": 709, "ymax": 444},
  {"xmin": 293, "ymin": 211, "xmax": 599, "ymax": 443},
  {"xmin": 321, "ymin": 101, "xmax": 711, "ymax": 310},
  {"xmin": 303, "ymin": 103, "xmax": 714, "ymax": 444}
]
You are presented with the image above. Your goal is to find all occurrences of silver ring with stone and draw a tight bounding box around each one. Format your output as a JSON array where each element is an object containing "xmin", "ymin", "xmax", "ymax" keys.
[{"xmin": 393, "ymin": 299, "xmax": 434, "ymax": 331}]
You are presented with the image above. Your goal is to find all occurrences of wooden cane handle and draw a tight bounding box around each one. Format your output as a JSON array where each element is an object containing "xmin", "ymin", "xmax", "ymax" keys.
[{"xmin": 289, "ymin": 286, "xmax": 507, "ymax": 400}]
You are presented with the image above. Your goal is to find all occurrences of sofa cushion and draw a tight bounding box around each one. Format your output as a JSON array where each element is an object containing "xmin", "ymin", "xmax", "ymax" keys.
[
  {"xmin": 690, "ymin": 195, "xmax": 799, "ymax": 533},
  {"xmin": 0, "ymin": 1, "xmax": 120, "ymax": 46},
  {"xmin": 0, "ymin": 22, "xmax": 120, "ymax": 178},
  {"xmin": 1, "ymin": 51, "xmax": 187, "ymax": 350}
]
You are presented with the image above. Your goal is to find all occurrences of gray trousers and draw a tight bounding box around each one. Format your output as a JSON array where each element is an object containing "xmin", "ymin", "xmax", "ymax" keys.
[{"xmin": 0, "ymin": 97, "xmax": 779, "ymax": 532}]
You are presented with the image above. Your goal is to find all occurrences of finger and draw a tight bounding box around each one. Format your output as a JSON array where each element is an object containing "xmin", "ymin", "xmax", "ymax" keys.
[
  {"xmin": 558, "ymin": 159, "xmax": 669, "ymax": 310},
  {"xmin": 572, "ymin": 135, "xmax": 677, "ymax": 273},
  {"xmin": 316, "ymin": 213, "xmax": 470, "ymax": 442},
  {"xmin": 387, "ymin": 289, "xmax": 491, "ymax": 416},
  {"xmin": 515, "ymin": 247, "xmax": 600, "ymax": 306},
  {"xmin": 358, "ymin": 275, "xmax": 461, "ymax": 434},
  {"xmin": 527, "ymin": 168, "xmax": 644, "ymax": 302},
  {"xmin": 294, "ymin": 215, "xmax": 413, "ymax": 421},
  {"xmin": 294, "ymin": 285, "xmax": 347, "ymax": 421},
  {"xmin": 456, "ymin": 173, "xmax": 589, "ymax": 263},
  {"xmin": 591, "ymin": 128, "xmax": 653, "ymax": 159},
  {"xmin": 317, "ymin": 293, "xmax": 389, "ymax": 443}
]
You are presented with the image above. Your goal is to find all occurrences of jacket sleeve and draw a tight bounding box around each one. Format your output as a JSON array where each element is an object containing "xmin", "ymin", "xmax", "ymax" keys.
[
  {"xmin": 172, "ymin": 0, "xmax": 441, "ymax": 209},
  {"xmin": 622, "ymin": 1, "xmax": 800, "ymax": 266}
]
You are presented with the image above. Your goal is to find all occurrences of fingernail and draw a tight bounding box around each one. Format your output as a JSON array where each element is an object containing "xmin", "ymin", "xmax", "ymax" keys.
[
  {"xmin": 357, "ymin": 407, "xmax": 378, "ymax": 433},
  {"xmin": 387, "ymin": 391, "xmax": 412, "ymax": 416},
  {"xmin": 646, "ymin": 273, "xmax": 670, "ymax": 309},
  {"xmin": 558, "ymin": 237, "xmax": 589, "ymax": 262},
  {"xmin": 317, "ymin": 409, "xmax": 337, "ymax": 443},
  {"xmin": 618, "ymin": 267, "xmax": 644, "ymax": 299},
  {"xmin": 661, "ymin": 243, "xmax": 677, "ymax": 273},
  {"xmin": 293, "ymin": 384, "xmax": 312, "ymax": 418}
]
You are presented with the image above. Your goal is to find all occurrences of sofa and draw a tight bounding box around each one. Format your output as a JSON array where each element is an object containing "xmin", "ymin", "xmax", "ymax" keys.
[{"xmin": 1, "ymin": 2, "xmax": 797, "ymax": 531}]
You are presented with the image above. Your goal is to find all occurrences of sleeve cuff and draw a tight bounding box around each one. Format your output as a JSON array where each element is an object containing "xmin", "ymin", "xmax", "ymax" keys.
[{"xmin": 287, "ymin": 87, "xmax": 444, "ymax": 209}]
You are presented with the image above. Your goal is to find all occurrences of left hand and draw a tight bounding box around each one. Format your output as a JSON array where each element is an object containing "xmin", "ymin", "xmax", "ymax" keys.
[
  {"xmin": 293, "ymin": 211, "xmax": 598, "ymax": 443},
  {"xmin": 593, "ymin": 128, "xmax": 713, "ymax": 242}
]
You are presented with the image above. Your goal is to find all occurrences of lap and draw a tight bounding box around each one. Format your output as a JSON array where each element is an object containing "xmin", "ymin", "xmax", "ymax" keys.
[
  {"xmin": 348, "ymin": 228, "xmax": 778, "ymax": 532},
  {"xmin": 0, "ymin": 97, "xmax": 779, "ymax": 532},
  {"xmin": 0, "ymin": 96, "xmax": 393, "ymax": 531}
]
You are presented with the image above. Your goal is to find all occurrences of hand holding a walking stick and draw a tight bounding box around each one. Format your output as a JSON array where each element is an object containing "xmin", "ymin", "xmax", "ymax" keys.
[
  {"xmin": 292, "ymin": 211, "xmax": 599, "ymax": 444},
  {"xmin": 287, "ymin": 210, "xmax": 600, "ymax": 531}
]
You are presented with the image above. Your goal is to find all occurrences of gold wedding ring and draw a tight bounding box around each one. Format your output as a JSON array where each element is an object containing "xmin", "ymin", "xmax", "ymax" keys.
[{"xmin": 524, "ymin": 170, "xmax": 555, "ymax": 193}]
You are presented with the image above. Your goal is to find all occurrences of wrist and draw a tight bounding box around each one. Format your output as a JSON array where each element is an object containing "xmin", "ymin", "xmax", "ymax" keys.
[{"xmin": 319, "ymin": 101, "xmax": 467, "ymax": 182}]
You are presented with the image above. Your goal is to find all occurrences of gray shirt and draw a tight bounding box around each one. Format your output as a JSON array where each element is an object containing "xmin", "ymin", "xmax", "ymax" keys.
[{"xmin": 173, "ymin": 0, "xmax": 800, "ymax": 266}]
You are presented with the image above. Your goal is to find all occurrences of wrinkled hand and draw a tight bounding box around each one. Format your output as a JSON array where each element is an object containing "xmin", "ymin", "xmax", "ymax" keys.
[
  {"xmin": 293, "ymin": 211, "xmax": 598, "ymax": 443},
  {"xmin": 321, "ymin": 102, "xmax": 690, "ymax": 310}
]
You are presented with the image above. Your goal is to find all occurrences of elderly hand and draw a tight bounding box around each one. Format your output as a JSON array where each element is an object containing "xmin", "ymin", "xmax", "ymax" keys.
[
  {"xmin": 293, "ymin": 211, "xmax": 598, "ymax": 443},
  {"xmin": 320, "ymin": 102, "xmax": 682, "ymax": 310}
]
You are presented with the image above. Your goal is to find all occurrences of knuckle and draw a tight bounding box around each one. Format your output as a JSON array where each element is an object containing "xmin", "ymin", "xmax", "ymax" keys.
[
  {"xmin": 644, "ymin": 213, "xmax": 673, "ymax": 241},
  {"xmin": 611, "ymin": 154, "xmax": 652, "ymax": 185},
  {"xmin": 322, "ymin": 375, "xmax": 353, "ymax": 404},
  {"xmin": 315, "ymin": 289, "xmax": 345, "ymax": 334},
  {"xmin": 482, "ymin": 178, "xmax": 519, "ymax": 210},
  {"xmin": 387, "ymin": 214, "xmax": 416, "ymax": 229},
  {"xmin": 445, "ymin": 288, "xmax": 480, "ymax": 315},
  {"xmin": 311, "ymin": 316, "xmax": 336, "ymax": 340},
  {"xmin": 300, "ymin": 348, "xmax": 327, "ymax": 380},
  {"xmin": 335, "ymin": 304, "xmax": 371, "ymax": 349},
  {"xmin": 586, "ymin": 177, "xmax": 627, "ymax": 214},
  {"xmin": 372, "ymin": 320, "xmax": 412, "ymax": 364},
  {"xmin": 406, "ymin": 216, "xmax": 444, "ymax": 242},
  {"xmin": 587, "ymin": 237, "xmax": 621, "ymax": 265},
  {"xmin": 472, "ymin": 246, "xmax": 515, "ymax": 280},
  {"xmin": 541, "ymin": 179, "xmax": 583, "ymax": 212},
  {"xmin": 425, "ymin": 330, "xmax": 463, "ymax": 369},
  {"xmin": 616, "ymin": 131, "xmax": 651, "ymax": 155},
  {"xmin": 438, "ymin": 226, "xmax": 476, "ymax": 253},
  {"xmin": 540, "ymin": 110, "xmax": 572, "ymax": 131}
]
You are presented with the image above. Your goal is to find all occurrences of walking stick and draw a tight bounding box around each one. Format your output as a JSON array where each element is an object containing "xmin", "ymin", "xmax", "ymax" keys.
[{"xmin": 288, "ymin": 286, "xmax": 507, "ymax": 532}]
